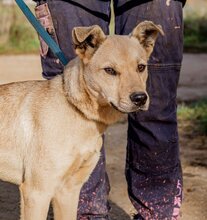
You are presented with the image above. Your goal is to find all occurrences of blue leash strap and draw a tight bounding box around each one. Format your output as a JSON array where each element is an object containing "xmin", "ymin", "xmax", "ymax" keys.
[{"xmin": 15, "ymin": 0, "xmax": 69, "ymax": 66}]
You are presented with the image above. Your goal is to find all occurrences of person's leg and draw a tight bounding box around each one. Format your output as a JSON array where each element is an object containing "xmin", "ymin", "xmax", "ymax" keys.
[
  {"xmin": 34, "ymin": 1, "xmax": 111, "ymax": 219},
  {"xmin": 114, "ymin": 0, "xmax": 183, "ymax": 219},
  {"xmin": 35, "ymin": 0, "xmax": 111, "ymax": 79}
]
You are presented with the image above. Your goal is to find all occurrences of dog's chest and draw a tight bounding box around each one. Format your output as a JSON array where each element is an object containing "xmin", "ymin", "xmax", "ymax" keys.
[
  {"xmin": 72, "ymin": 131, "xmax": 103, "ymax": 164},
  {"xmin": 62, "ymin": 135, "xmax": 102, "ymax": 184}
]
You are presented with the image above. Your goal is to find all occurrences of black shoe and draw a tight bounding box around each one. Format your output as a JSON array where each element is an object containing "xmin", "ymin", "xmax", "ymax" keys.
[{"xmin": 133, "ymin": 214, "xmax": 145, "ymax": 220}]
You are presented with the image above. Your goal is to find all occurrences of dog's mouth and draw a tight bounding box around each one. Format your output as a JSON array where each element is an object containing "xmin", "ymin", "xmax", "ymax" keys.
[
  {"xmin": 110, "ymin": 102, "xmax": 126, "ymax": 113},
  {"xmin": 110, "ymin": 102, "xmax": 147, "ymax": 113}
]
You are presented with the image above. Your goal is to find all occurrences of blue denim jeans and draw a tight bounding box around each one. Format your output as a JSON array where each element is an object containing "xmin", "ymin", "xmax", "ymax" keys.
[{"xmin": 35, "ymin": 0, "xmax": 184, "ymax": 219}]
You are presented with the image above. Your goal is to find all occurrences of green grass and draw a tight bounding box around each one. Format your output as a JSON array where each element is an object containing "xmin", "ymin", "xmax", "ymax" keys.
[
  {"xmin": 184, "ymin": 16, "xmax": 207, "ymax": 53},
  {"xmin": 6, "ymin": 22, "xmax": 39, "ymax": 54},
  {"xmin": 178, "ymin": 99, "xmax": 207, "ymax": 135},
  {"xmin": 0, "ymin": 3, "xmax": 39, "ymax": 54}
]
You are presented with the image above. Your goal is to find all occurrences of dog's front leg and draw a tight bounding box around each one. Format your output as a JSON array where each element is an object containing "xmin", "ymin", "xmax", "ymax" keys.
[
  {"xmin": 52, "ymin": 184, "xmax": 82, "ymax": 220},
  {"xmin": 53, "ymin": 151, "xmax": 101, "ymax": 220},
  {"xmin": 19, "ymin": 183, "xmax": 53, "ymax": 220},
  {"xmin": 19, "ymin": 185, "xmax": 25, "ymax": 220}
]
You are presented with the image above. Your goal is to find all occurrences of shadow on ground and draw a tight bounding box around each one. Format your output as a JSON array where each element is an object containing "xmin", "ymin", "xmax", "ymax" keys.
[
  {"xmin": 0, "ymin": 181, "xmax": 130, "ymax": 220},
  {"xmin": 109, "ymin": 201, "xmax": 131, "ymax": 220}
]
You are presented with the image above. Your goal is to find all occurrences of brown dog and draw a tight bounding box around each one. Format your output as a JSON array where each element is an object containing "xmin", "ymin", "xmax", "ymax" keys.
[{"xmin": 0, "ymin": 21, "xmax": 163, "ymax": 220}]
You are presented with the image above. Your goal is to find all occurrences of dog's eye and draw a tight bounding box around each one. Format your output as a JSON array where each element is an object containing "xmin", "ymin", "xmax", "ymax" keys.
[
  {"xmin": 104, "ymin": 67, "xmax": 117, "ymax": 76},
  {"xmin": 137, "ymin": 64, "xmax": 146, "ymax": 73}
]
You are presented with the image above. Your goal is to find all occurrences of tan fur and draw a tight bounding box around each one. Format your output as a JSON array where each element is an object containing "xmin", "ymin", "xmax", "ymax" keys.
[{"xmin": 0, "ymin": 21, "xmax": 163, "ymax": 220}]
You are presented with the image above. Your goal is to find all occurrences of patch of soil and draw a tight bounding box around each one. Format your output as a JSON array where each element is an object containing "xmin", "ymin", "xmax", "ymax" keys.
[{"xmin": 105, "ymin": 121, "xmax": 207, "ymax": 220}]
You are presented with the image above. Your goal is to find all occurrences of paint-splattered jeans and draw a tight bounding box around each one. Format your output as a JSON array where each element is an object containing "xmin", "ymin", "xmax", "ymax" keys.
[{"xmin": 34, "ymin": 0, "xmax": 184, "ymax": 219}]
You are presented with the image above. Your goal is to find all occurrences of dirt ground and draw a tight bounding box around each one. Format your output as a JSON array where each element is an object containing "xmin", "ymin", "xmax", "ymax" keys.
[{"xmin": 0, "ymin": 54, "xmax": 206, "ymax": 220}]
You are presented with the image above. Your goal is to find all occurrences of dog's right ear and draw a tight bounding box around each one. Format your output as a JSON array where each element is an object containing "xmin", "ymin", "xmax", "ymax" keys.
[{"xmin": 72, "ymin": 25, "xmax": 106, "ymax": 63}]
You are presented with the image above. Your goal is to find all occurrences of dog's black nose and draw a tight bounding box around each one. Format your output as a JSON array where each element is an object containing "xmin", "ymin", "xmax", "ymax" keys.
[{"xmin": 130, "ymin": 92, "xmax": 147, "ymax": 106}]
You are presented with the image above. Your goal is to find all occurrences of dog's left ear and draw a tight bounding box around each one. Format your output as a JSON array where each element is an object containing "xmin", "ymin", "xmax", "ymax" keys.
[
  {"xmin": 131, "ymin": 21, "xmax": 164, "ymax": 58},
  {"xmin": 72, "ymin": 25, "xmax": 106, "ymax": 63}
]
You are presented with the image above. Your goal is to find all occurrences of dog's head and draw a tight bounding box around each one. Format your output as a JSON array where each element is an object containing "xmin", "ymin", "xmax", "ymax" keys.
[{"xmin": 72, "ymin": 21, "xmax": 164, "ymax": 113}]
